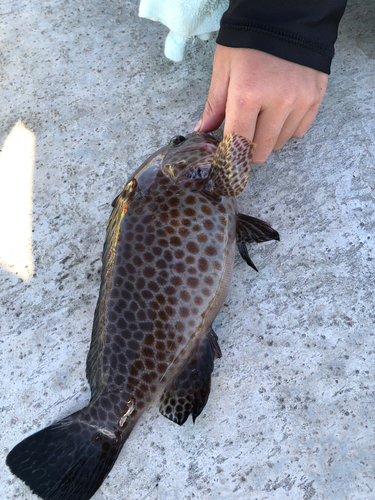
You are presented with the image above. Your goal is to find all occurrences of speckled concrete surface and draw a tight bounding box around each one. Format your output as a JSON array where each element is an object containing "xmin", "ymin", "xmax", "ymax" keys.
[{"xmin": 1, "ymin": 1, "xmax": 374, "ymax": 499}]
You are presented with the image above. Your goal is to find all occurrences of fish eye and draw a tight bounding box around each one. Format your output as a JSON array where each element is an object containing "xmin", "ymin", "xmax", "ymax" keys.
[{"xmin": 169, "ymin": 135, "xmax": 186, "ymax": 147}]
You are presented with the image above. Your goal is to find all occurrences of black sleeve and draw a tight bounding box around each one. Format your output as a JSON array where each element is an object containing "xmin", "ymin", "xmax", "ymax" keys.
[{"xmin": 216, "ymin": 0, "xmax": 347, "ymax": 74}]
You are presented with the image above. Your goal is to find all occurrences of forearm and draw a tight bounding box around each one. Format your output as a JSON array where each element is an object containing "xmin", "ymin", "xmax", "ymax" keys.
[{"xmin": 217, "ymin": 0, "xmax": 347, "ymax": 74}]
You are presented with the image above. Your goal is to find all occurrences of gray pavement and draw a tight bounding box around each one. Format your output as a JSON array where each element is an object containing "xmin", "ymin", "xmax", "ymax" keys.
[{"xmin": 1, "ymin": 0, "xmax": 374, "ymax": 499}]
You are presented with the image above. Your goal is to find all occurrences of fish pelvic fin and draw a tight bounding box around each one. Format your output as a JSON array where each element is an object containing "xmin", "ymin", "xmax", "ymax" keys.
[
  {"xmin": 6, "ymin": 401, "xmax": 130, "ymax": 500},
  {"xmin": 206, "ymin": 133, "xmax": 255, "ymax": 197},
  {"xmin": 237, "ymin": 213, "xmax": 280, "ymax": 269},
  {"xmin": 159, "ymin": 327, "xmax": 221, "ymax": 426}
]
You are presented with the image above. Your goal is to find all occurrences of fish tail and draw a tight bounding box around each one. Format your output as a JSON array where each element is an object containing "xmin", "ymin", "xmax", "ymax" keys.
[{"xmin": 6, "ymin": 401, "xmax": 130, "ymax": 500}]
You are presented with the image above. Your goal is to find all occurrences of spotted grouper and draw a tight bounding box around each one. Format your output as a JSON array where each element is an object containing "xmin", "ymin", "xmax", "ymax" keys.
[{"xmin": 6, "ymin": 132, "xmax": 279, "ymax": 500}]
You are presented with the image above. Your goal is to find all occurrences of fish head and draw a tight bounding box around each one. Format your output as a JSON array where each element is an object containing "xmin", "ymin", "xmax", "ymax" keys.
[
  {"xmin": 161, "ymin": 132, "xmax": 219, "ymax": 181},
  {"xmin": 133, "ymin": 132, "xmax": 219, "ymax": 190}
]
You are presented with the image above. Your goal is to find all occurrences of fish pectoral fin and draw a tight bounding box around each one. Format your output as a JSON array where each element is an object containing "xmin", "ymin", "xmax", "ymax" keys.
[
  {"xmin": 159, "ymin": 328, "xmax": 222, "ymax": 426},
  {"xmin": 206, "ymin": 133, "xmax": 255, "ymax": 197},
  {"xmin": 237, "ymin": 243, "xmax": 258, "ymax": 272},
  {"xmin": 237, "ymin": 213, "xmax": 279, "ymax": 269},
  {"xmin": 237, "ymin": 213, "xmax": 280, "ymax": 244}
]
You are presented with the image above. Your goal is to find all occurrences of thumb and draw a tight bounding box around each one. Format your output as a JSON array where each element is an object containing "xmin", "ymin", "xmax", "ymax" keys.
[{"xmin": 194, "ymin": 50, "xmax": 229, "ymax": 133}]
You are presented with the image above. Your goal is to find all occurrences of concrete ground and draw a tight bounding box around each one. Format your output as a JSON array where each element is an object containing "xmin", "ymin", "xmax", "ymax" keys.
[{"xmin": 1, "ymin": 0, "xmax": 374, "ymax": 499}]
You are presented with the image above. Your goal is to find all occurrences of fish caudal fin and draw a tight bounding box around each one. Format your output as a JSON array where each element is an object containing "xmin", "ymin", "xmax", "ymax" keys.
[
  {"xmin": 207, "ymin": 133, "xmax": 255, "ymax": 197},
  {"xmin": 237, "ymin": 213, "xmax": 280, "ymax": 270},
  {"xmin": 6, "ymin": 405, "xmax": 127, "ymax": 500},
  {"xmin": 159, "ymin": 328, "xmax": 221, "ymax": 426}
]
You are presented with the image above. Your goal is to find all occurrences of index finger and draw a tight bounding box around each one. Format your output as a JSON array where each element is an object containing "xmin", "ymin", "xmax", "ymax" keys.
[{"xmin": 223, "ymin": 91, "xmax": 261, "ymax": 148}]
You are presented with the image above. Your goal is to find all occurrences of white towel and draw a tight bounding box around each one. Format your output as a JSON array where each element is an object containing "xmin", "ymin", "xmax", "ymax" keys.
[{"xmin": 139, "ymin": 0, "xmax": 229, "ymax": 62}]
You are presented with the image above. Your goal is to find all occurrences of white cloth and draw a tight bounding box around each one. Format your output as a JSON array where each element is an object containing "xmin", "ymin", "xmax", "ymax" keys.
[{"xmin": 139, "ymin": 0, "xmax": 229, "ymax": 62}]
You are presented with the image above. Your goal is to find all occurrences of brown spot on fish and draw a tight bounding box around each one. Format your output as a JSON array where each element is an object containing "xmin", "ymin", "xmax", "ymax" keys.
[
  {"xmin": 204, "ymin": 245, "xmax": 217, "ymax": 257},
  {"xmin": 158, "ymin": 310, "xmax": 169, "ymax": 321},
  {"xmin": 201, "ymin": 205, "xmax": 212, "ymax": 215},
  {"xmin": 141, "ymin": 289, "xmax": 152, "ymax": 300},
  {"xmin": 156, "ymin": 294, "xmax": 166, "ymax": 305},
  {"xmin": 186, "ymin": 241, "xmax": 199, "ymax": 254},
  {"xmin": 198, "ymin": 258, "xmax": 208, "ymax": 272},
  {"xmin": 170, "ymin": 236, "xmax": 182, "ymax": 247},
  {"xmin": 156, "ymin": 259, "xmax": 167, "ymax": 269},
  {"xmin": 143, "ymin": 266, "xmax": 156, "ymax": 278},
  {"xmin": 194, "ymin": 296, "xmax": 203, "ymax": 306},
  {"xmin": 174, "ymin": 249, "xmax": 185, "ymax": 259},
  {"xmin": 135, "ymin": 243, "xmax": 146, "ymax": 252},
  {"xmin": 157, "ymin": 363, "xmax": 168, "ymax": 374},
  {"xmin": 185, "ymin": 195, "xmax": 196, "ymax": 205},
  {"xmin": 187, "ymin": 277, "xmax": 199, "ymax": 288},
  {"xmin": 164, "ymin": 250, "xmax": 173, "ymax": 262},
  {"xmin": 144, "ymin": 334, "xmax": 154, "ymax": 346},
  {"xmin": 145, "ymin": 234, "xmax": 156, "ymax": 246},
  {"xmin": 151, "ymin": 246, "xmax": 162, "ymax": 257},
  {"xmin": 184, "ymin": 207, "xmax": 195, "ymax": 217},
  {"xmin": 156, "ymin": 350, "xmax": 166, "ymax": 361},
  {"xmin": 179, "ymin": 227, "xmax": 190, "ymax": 237},
  {"xmin": 133, "ymin": 255, "xmax": 142, "ymax": 266},
  {"xmin": 197, "ymin": 233, "xmax": 208, "ymax": 243},
  {"xmin": 203, "ymin": 220, "xmax": 214, "ymax": 231},
  {"xmin": 165, "ymin": 305, "xmax": 174, "ymax": 316},
  {"xmin": 170, "ymin": 197, "xmax": 179, "ymax": 208},
  {"xmin": 174, "ymin": 262, "xmax": 185, "ymax": 273},
  {"xmin": 180, "ymin": 307, "xmax": 189, "ymax": 318},
  {"xmin": 179, "ymin": 291, "xmax": 190, "ymax": 304},
  {"xmin": 171, "ymin": 276, "xmax": 182, "ymax": 286}
]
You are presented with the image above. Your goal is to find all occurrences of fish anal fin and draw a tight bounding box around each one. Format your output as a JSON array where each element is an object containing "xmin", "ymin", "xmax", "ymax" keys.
[
  {"xmin": 159, "ymin": 328, "xmax": 221, "ymax": 426},
  {"xmin": 207, "ymin": 133, "xmax": 255, "ymax": 197}
]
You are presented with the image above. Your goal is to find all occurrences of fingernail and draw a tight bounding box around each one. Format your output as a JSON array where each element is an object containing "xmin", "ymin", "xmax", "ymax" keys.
[{"xmin": 193, "ymin": 119, "xmax": 202, "ymax": 132}]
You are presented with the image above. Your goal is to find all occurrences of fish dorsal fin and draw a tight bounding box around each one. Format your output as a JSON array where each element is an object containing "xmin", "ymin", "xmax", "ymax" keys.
[
  {"xmin": 236, "ymin": 213, "xmax": 280, "ymax": 270},
  {"xmin": 159, "ymin": 328, "xmax": 222, "ymax": 426},
  {"xmin": 86, "ymin": 181, "xmax": 135, "ymax": 401},
  {"xmin": 207, "ymin": 133, "xmax": 255, "ymax": 197}
]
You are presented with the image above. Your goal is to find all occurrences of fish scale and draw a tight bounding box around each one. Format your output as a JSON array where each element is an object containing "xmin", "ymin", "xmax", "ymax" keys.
[{"xmin": 6, "ymin": 132, "xmax": 280, "ymax": 500}]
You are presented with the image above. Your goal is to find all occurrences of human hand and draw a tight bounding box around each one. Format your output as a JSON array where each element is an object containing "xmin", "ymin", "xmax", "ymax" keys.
[{"xmin": 194, "ymin": 46, "xmax": 328, "ymax": 164}]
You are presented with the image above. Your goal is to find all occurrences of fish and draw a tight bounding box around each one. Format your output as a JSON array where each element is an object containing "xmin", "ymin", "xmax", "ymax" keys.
[{"xmin": 6, "ymin": 132, "xmax": 279, "ymax": 500}]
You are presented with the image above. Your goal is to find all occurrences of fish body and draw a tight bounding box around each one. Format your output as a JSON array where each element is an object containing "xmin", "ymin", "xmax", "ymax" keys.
[{"xmin": 6, "ymin": 132, "xmax": 279, "ymax": 500}]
